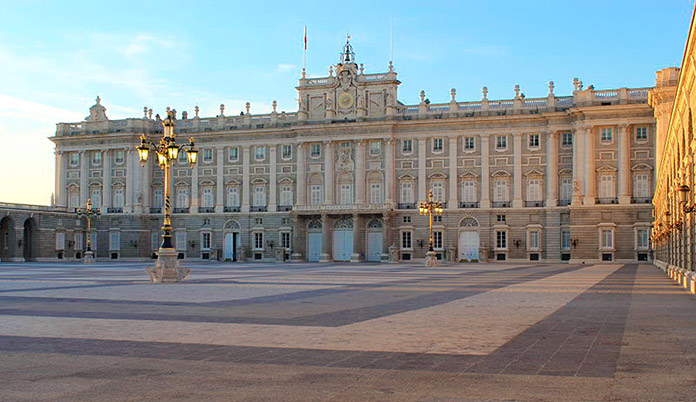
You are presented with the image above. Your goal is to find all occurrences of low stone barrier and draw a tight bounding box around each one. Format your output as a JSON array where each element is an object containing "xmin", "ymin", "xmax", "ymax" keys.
[{"xmin": 658, "ymin": 262, "xmax": 696, "ymax": 295}]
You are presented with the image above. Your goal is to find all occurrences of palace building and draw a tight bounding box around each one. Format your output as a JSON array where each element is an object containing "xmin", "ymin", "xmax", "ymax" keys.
[{"xmin": 1, "ymin": 39, "xmax": 659, "ymax": 263}]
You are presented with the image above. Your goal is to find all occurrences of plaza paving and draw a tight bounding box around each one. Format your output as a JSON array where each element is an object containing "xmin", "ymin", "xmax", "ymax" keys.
[{"xmin": 0, "ymin": 261, "xmax": 694, "ymax": 401}]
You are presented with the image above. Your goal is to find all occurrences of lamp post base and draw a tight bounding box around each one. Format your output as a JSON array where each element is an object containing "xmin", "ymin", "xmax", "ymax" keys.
[
  {"xmin": 146, "ymin": 248, "xmax": 190, "ymax": 283},
  {"xmin": 424, "ymin": 250, "xmax": 439, "ymax": 267},
  {"xmin": 83, "ymin": 251, "xmax": 95, "ymax": 264}
]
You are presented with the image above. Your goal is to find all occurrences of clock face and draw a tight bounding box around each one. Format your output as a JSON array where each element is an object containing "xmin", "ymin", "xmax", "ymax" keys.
[{"xmin": 338, "ymin": 92, "xmax": 354, "ymax": 109}]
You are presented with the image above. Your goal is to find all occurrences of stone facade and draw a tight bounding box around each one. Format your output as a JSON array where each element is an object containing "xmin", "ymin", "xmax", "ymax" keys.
[{"xmin": 24, "ymin": 41, "xmax": 658, "ymax": 264}]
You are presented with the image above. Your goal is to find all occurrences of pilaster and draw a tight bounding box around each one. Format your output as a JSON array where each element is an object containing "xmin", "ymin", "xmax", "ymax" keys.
[
  {"xmin": 242, "ymin": 146, "xmax": 250, "ymax": 213},
  {"xmin": 583, "ymin": 126, "xmax": 596, "ymax": 204},
  {"xmin": 296, "ymin": 143, "xmax": 306, "ymax": 205},
  {"xmin": 572, "ymin": 128, "xmax": 585, "ymax": 205},
  {"xmin": 418, "ymin": 138, "xmax": 426, "ymax": 201},
  {"xmin": 546, "ymin": 131, "xmax": 559, "ymax": 206},
  {"xmin": 215, "ymin": 148, "xmax": 224, "ymax": 213},
  {"xmin": 512, "ymin": 133, "xmax": 523, "ymax": 208},
  {"xmin": 320, "ymin": 213, "xmax": 330, "ymax": 262},
  {"xmin": 102, "ymin": 150, "xmax": 111, "ymax": 209},
  {"xmin": 618, "ymin": 124, "xmax": 632, "ymax": 204},
  {"xmin": 385, "ymin": 138, "xmax": 395, "ymax": 204},
  {"xmin": 269, "ymin": 145, "xmax": 277, "ymax": 211},
  {"xmin": 125, "ymin": 148, "xmax": 134, "ymax": 213},
  {"xmin": 448, "ymin": 136, "xmax": 458, "ymax": 208},
  {"xmin": 324, "ymin": 141, "xmax": 334, "ymax": 204},
  {"xmin": 480, "ymin": 135, "xmax": 490, "ymax": 208},
  {"xmin": 355, "ymin": 140, "xmax": 365, "ymax": 204},
  {"xmin": 351, "ymin": 213, "xmax": 361, "ymax": 262},
  {"xmin": 79, "ymin": 151, "xmax": 88, "ymax": 206},
  {"xmin": 191, "ymin": 159, "xmax": 199, "ymax": 210}
]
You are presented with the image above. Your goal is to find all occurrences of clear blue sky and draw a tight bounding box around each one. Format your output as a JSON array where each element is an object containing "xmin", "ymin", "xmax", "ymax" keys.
[{"xmin": 0, "ymin": 0, "xmax": 692, "ymax": 204}]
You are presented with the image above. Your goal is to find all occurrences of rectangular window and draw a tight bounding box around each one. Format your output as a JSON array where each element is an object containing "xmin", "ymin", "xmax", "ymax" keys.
[
  {"xmin": 254, "ymin": 217, "xmax": 263, "ymax": 225},
  {"xmin": 253, "ymin": 232, "xmax": 264, "ymax": 250},
  {"xmin": 151, "ymin": 232, "xmax": 159, "ymax": 251},
  {"xmin": 635, "ymin": 126, "xmax": 648, "ymax": 141},
  {"xmin": 282, "ymin": 145, "xmax": 292, "ymax": 159},
  {"xmin": 280, "ymin": 185, "xmax": 293, "ymax": 206},
  {"xmin": 178, "ymin": 150, "xmax": 188, "ymax": 164},
  {"xmin": 634, "ymin": 174, "xmax": 650, "ymax": 198},
  {"xmin": 401, "ymin": 231, "xmax": 412, "ymax": 249},
  {"xmin": 109, "ymin": 231, "xmax": 120, "ymax": 251},
  {"xmin": 496, "ymin": 135, "xmax": 507, "ymax": 150},
  {"xmin": 114, "ymin": 150, "xmax": 125, "ymax": 165},
  {"xmin": 403, "ymin": 216, "xmax": 411, "ymax": 223},
  {"xmin": 176, "ymin": 188, "xmax": 189, "ymax": 208},
  {"xmin": 70, "ymin": 153, "xmax": 80, "ymax": 167},
  {"xmin": 496, "ymin": 214, "xmax": 506, "ymax": 222},
  {"xmin": 432, "ymin": 138, "xmax": 443, "ymax": 152},
  {"xmin": 69, "ymin": 193, "xmax": 79, "ymax": 209},
  {"xmin": 311, "ymin": 144, "xmax": 321, "ymax": 158},
  {"xmin": 401, "ymin": 182, "xmax": 414, "ymax": 203},
  {"xmin": 56, "ymin": 232, "xmax": 66, "ymax": 250},
  {"xmin": 90, "ymin": 188, "xmax": 102, "ymax": 208},
  {"xmin": 202, "ymin": 232, "xmax": 211, "ymax": 250},
  {"xmin": 432, "ymin": 181, "xmax": 444, "ymax": 201},
  {"xmin": 310, "ymin": 185, "xmax": 323, "ymax": 205},
  {"xmin": 529, "ymin": 231, "xmax": 539, "ymax": 250},
  {"xmin": 560, "ymin": 178, "xmax": 573, "ymax": 202},
  {"xmin": 529, "ymin": 134, "xmax": 540, "ymax": 148},
  {"xmin": 92, "ymin": 151, "xmax": 102, "ymax": 166},
  {"xmin": 637, "ymin": 229, "xmax": 649, "ymax": 250},
  {"xmin": 74, "ymin": 232, "xmax": 83, "ymax": 250},
  {"xmin": 370, "ymin": 141, "xmax": 381, "ymax": 156},
  {"xmin": 402, "ymin": 139, "xmax": 413, "ymax": 153},
  {"xmin": 202, "ymin": 188, "xmax": 214, "ymax": 207},
  {"xmin": 370, "ymin": 183, "xmax": 383, "ymax": 204},
  {"xmin": 281, "ymin": 217, "xmax": 290, "ymax": 225},
  {"xmin": 281, "ymin": 232, "xmax": 291, "ymax": 249},
  {"xmin": 203, "ymin": 149, "xmax": 213, "ymax": 162},
  {"xmin": 601, "ymin": 229, "xmax": 613, "ymax": 249},
  {"xmin": 113, "ymin": 187, "xmax": 125, "ymax": 208},
  {"xmin": 562, "ymin": 132, "xmax": 573, "ymax": 146},
  {"xmin": 339, "ymin": 184, "xmax": 353, "ymax": 204},
  {"xmin": 496, "ymin": 231, "xmax": 507, "ymax": 249},
  {"xmin": 228, "ymin": 147, "xmax": 239, "ymax": 162},
  {"xmin": 255, "ymin": 146, "xmax": 266, "ymax": 160},
  {"xmin": 253, "ymin": 186, "xmax": 266, "ymax": 206},
  {"xmin": 175, "ymin": 231, "xmax": 186, "ymax": 251},
  {"xmin": 462, "ymin": 181, "xmax": 476, "ymax": 202},
  {"xmin": 433, "ymin": 231, "xmax": 443, "ymax": 250},
  {"xmin": 599, "ymin": 175, "xmax": 615, "ymax": 198},
  {"xmin": 494, "ymin": 180, "xmax": 508, "ymax": 202},
  {"xmin": 464, "ymin": 137, "xmax": 475, "ymax": 151},
  {"xmin": 91, "ymin": 232, "xmax": 97, "ymax": 251},
  {"xmin": 601, "ymin": 128, "xmax": 613, "ymax": 142},
  {"xmin": 527, "ymin": 179, "xmax": 542, "ymax": 201},
  {"xmin": 227, "ymin": 187, "xmax": 240, "ymax": 207},
  {"xmin": 561, "ymin": 230, "xmax": 571, "ymax": 250},
  {"xmin": 433, "ymin": 215, "xmax": 442, "ymax": 222}
]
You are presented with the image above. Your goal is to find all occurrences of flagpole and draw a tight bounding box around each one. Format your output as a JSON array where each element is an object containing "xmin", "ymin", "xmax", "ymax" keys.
[{"xmin": 302, "ymin": 26, "xmax": 307, "ymax": 78}]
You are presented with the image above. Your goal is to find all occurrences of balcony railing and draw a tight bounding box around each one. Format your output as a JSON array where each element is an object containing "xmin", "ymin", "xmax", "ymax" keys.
[
  {"xmin": 397, "ymin": 203, "xmax": 416, "ymax": 209},
  {"xmin": 173, "ymin": 208, "xmax": 190, "ymax": 213},
  {"xmin": 224, "ymin": 206, "xmax": 240, "ymax": 212},
  {"xmin": 491, "ymin": 201, "xmax": 510, "ymax": 208},
  {"xmin": 632, "ymin": 197, "xmax": 652, "ymax": 204},
  {"xmin": 294, "ymin": 202, "xmax": 393, "ymax": 213},
  {"xmin": 524, "ymin": 200, "xmax": 545, "ymax": 207},
  {"xmin": 106, "ymin": 207, "xmax": 123, "ymax": 213},
  {"xmin": 596, "ymin": 197, "xmax": 618, "ymax": 205},
  {"xmin": 459, "ymin": 202, "xmax": 479, "ymax": 208},
  {"xmin": 149, "ymin": 207, "xmax": 162, "ymax": 214},
  {"xmin": 198, "ymin": 207, "xmax": 215, "ymax": 213},
  {"xmin": 277, "ymin": 205, "xmax": 293, "ymax": 212},
  {"xmin": 250, "ymin": 206, "xmax": 267, "ymax": 212},
  {"xmin": 558, "ymin": 199, "xmax": 571, "ymax": 206}
]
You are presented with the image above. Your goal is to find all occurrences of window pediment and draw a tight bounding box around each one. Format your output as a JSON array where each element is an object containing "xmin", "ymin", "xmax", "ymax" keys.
[
  {"xmin": 631, "ymin": 163, "xmax": 653, "ymax": 171},
  {"xmin": 524, "ymin": 169, "xmax": 545, "ymax": 177},
  {"xmin": 251, "ymin": 178, "xmax": 268, "ymax": 184},
  {"xmin": 491, "ymin": 169, "xmax": 511, "ymax": 177},
  {"xmin": 596, "ymin": 165, "xmax": 618, "ymax": 172},
  {"xmin": 398, "ymin": 173, "xmax": 417, "ymax": 181},
  {"xmin": 428, "ymin": 171, "xmax": 447, "ymax": 179}
]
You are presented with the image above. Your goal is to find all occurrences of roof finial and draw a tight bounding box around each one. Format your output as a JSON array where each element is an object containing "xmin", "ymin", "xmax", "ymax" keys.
[{"xmin": 339, "ymin": 34, "xmax": 355, "ymax": 65}]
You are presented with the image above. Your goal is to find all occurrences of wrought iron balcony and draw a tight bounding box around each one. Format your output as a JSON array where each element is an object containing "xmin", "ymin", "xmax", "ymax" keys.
[
  {"xmin": 294, "ymin": 202, "xmax": 393, "ymax": 213},
  {"xmin": 397, "ymin": 203, "xmax": 416, "ymax": 209},
  {"xmin": 149, "ymin": 207, "xmax": 162, "ymax": 214},
  {"xmin": 459, "ymin": 202, "xmax": 479, "ymax": 208},
  {"xmin": 491, "ymin": 201, "xmax": 510, "ymax": 208},
  {"xmin": 173, "ymin": 208, "xmax": 190, "ymax": 213},
  {"xmin": 632, "ymin": 197, "xmax": 652, "ymax": 204},
  {"xmin": 524, "ymin": 200, "xmax": 545, "ymax": 207},
  {"xmin": 106, "ymin": 207, "xmax": 123, "ymax": 213},
  {"xmin": 250, "ymin": 206, "xmax": 267, "ymax": 212},
  {"xmin": 596, "ymin": 197, "xmax": 618, "ymax": 205},
  {"xmin": 224, "ymin": 206, "xmax": 240, "ymax": 212},
  {"xmin": 558, "ymin": 199, "xmax": 571, "ymax": 206},
  {"xmin": 198, "ymin": 207, "xmax": 215, "ymax": 213},
  {"xmin": 277, "ymin": 205, "xmax": 293, "ymax": 212}
]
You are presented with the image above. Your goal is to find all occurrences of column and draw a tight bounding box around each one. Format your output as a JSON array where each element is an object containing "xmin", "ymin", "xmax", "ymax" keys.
[
  {"xmin": 351, "ymin": 213, "xmax": 360, "ymax": 262},
  {"xmin": 480, "ymin": 135, "xmax": 490, "ymax": 208},
  {"xmin": 448, "ymin": 137, "xmax": 458, "ymax": 208},
  {"xmin": 319, "ymin": 213, "xmax": 330, "ymax": 262},
  {"xmin": 103, "ymin": 150, "xmax": 111, "ymax": 210},
  {"xmin": 215, "ymin": 148, "xmax": 224, "ymax": 213},
  {"xmin": 571, "ymin": 128, "xmax": 585, "ymax": 205},
  {"xmin": 296, "ymin": 143, "xmax": 306, "ymax": 205},
  {"xmin": 55, "ymin": 151, "xmax": 65, "ymax": 207},
  {"xmin": 269, "ymin": 145, "xmax": 277, "ymax": 211},
  {"xmin": 125, "ymin": 148, "xmax": 134, "ymax": 212},
  {"xmin": 133, "ymin": 149, "xmax": 144, "ymax": 213},
  {"xmin": 241, "ymin": 146, "xmax": 250, "ymax": 213},
  {"xmin": 418, "ymin": 138, "xmax": 426, "ymax": 201},
  {"xmin": 618, "ymin": 124, "xmax": 631, "ymax": 204},
  {"xmin": 324, "ymin": 141, "xmax": 334, "ymax": 204},
  {"xmin": 79, "ymin": 151, "xmax": 88, "ymax": 206},
  {"xmin": 291, "ymin": 216, "xmax": 303, "ymax": 261},
  {"xmin": 355, "ymin": 140, "xmax": 365, "ymax": 204},
  {"xmin": 191, "ymin": 158, "xmax": 199, "ymax": 210},
  {"xmin": 512, "ymin": 133, "xmax": 523, "ymax": 208},
  {"xmin": 546, "ymin": 131, "xmax": 559, "ymax": 206},
  {"xmin": 583, "ymin": 126, "xmax": 596, "ymax": 204},
  {"xmin": 384, "ymin": 138, "xmax": 395, "ymax": 205}
]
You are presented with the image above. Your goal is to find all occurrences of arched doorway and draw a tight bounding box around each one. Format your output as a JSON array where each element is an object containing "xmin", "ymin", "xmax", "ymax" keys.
[
  {"xmin": 366, "ymin": 218, "xmax": 383, "ymax": 262},
  {"xmin": 306, "ymin": 220, "xmax": 322, "ymax": 262},
  {"xmin": 0, "ymin": 217, "xmax": 15, "ymax": 262},
  {"xmin": 222, "ymin": 220, "xmax": 241, "ymax": 261},
  {"xmin": 333, "ymin": 218, "xmax": 353, "ymax": 261},
  {"xmin": 23, "ymin": 218, "xmax": 37, "ymax": 262},
  {"xmin": 458, "ymin": 217, "xmax": 480, "ymax": 261}
]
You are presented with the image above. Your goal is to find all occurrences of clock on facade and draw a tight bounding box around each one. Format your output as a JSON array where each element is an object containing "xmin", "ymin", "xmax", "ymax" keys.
[{"xmin": 338, "ymin": 92, "xmax": 354, "ymax": 109}]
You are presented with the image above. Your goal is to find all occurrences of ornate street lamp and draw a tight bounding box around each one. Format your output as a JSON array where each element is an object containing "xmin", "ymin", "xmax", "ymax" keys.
[
  {"xmin": 418, "ymin": 190, "xmax": 444, "ymax": 267},
  {"xmin": 136, "ymin": 110, "xmax": 198, "ymax": 283},
  {"xmin": 75, "ymin": 198, "xmax": 100, "ymax": 264}
]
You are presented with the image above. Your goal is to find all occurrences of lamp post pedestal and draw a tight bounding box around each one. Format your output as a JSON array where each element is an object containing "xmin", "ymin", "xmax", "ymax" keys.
[
  {"xmin": 83, "ymin": 250, "xmax": 95, "ymax": 264},
  {"xmin": 146, "ymin": 248, "xmax": 190, "ymax": 283},
  {"xmin": 424, "ymin": 250, "xmax": 438, "ymax": 267}
]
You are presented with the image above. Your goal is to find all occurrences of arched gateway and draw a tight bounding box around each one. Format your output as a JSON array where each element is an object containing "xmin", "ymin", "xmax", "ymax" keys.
[{"xmin": 458, "ymin": 217, "xmax": 480, "ymax": 261}]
